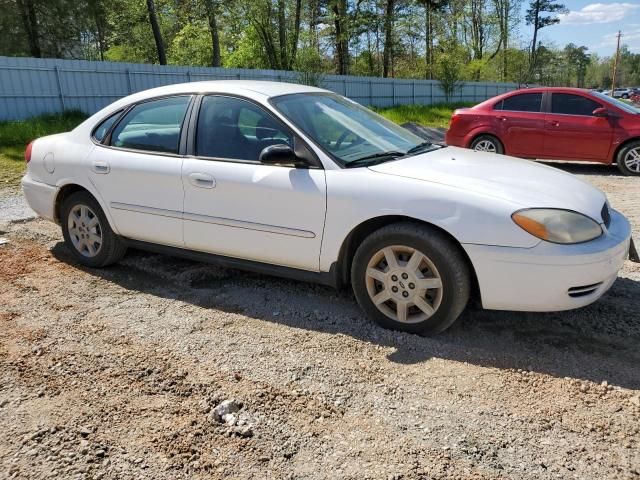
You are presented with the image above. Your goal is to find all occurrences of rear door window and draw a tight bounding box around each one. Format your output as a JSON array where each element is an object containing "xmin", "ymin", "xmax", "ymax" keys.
[
  {"xmin": 110, "ymin": 96, "xmax": 191, "ymax": 154},
  {"xmin": 551, "ymin": 93, "xmax": 601, "ymax": 116},
  {"xmin": 494, "ymin": 93, "xmax": 543, "ymax": 112}
]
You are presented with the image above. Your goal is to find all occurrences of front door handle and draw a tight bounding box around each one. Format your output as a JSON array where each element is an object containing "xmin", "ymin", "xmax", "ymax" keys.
[
  {"xmin": 92, "ymin": 161, "xmax": 110, "ymax": 174},
  {"xmin": 188, "ymin": 172, "xmax": 216, "ymax": 189},
  {"xmin": 497, "ymin": 116, "xmax": 507, "ymax": 122},
  {"xmin": 548, "ymin": 120, "xmax": 560, "ymax": 127}
]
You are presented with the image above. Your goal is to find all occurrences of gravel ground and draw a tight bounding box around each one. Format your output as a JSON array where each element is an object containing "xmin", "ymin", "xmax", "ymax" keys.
[{"xmin": 1, "ymin": 162, "xmax": 639, "ymax": 480}]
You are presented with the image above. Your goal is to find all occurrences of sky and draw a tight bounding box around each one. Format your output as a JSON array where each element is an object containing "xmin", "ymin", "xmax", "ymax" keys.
[{"xmin": 520, "ymin": 0, "xmax": 640, "ymax": 56}]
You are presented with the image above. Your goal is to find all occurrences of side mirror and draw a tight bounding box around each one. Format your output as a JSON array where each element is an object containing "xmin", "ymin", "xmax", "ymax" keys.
[
  {"xmin": 259, "ymin": 144, "xmax": 299, "ymax": 166},
  {"xmin": 592, "ymin": 107, "xmax": 609, "ymax": 117}
]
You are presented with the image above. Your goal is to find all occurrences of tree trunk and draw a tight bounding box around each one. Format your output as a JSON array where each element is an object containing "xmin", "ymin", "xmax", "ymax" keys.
[
  {"xmin": 331, "ymin": 0, "xmax": 349, "ymax": 75},
  {"xmin": 503, "ymin": 0, "xmax": 508, "ymax": 81},
  {"xmin": 382, "ymin": 0, "xmax": 395, "ymax": 78},
  {"xmin": 146, "ymin": 0, "xmax": 166, "ymax": 65},
  {"xmin": 204, "ymin": 0, "xmax": 221, "ymax": 67},
  {"xmin": 277, "ymin": 0, "xmax": 287, "ymax": 68},
  {"xmin": 16, "ymin": 0, "xmax": 41, "ymax": 58},
  {"xmin": 288, "ymin": 0, "xmax": 302, "ymax": 70},
  {"xmin": 530, "ymin": 0, "xmax": 540, "ymax": 72}
]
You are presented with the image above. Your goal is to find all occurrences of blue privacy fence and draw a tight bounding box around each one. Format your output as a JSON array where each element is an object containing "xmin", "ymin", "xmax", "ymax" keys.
[{"xmin": 0, "ymin": 56, "xmax": 519, "ymax": 121}]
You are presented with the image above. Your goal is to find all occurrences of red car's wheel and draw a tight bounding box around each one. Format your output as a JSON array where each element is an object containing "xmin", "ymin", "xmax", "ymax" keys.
[{"xmin": 470, "ymin": 135, "xmax": 504, "ymax": 154}]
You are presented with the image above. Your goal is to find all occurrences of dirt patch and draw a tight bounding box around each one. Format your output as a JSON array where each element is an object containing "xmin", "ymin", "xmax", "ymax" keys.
[{"xmin": 1, "ymin": 164, "xmax": 639, "ymax": 480}]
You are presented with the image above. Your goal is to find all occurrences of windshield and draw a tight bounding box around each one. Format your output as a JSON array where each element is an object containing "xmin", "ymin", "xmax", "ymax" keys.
[
  {"xmin": 270, "ymin": 93, "xmax": 437, "ymax": 166},
  {"xmin": 592, "ymin": 91, "xmax": 640, "ymax": 114}
]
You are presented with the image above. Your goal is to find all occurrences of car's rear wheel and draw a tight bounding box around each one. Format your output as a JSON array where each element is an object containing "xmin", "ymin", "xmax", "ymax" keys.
[
  {"xmin": 351, "ymin": 222, "xmax": 470, "ymax": 335},
  {"xmin": 616, "ymin": 140, "xmax": 640, "ymax": 176},
  {"xmin": 470, "ymin": 134, "xmax": 504, "ymax": 154},
  {"xmin": 61, "ymin": 191, "xmax": 127, "ymax": 267}
]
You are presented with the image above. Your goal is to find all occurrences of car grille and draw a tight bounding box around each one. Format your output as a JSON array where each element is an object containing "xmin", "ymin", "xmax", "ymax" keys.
[
  {"xmin": 568, "ymin": 282, "xmax": 603, "ymax": 298},
  {"xmin": 601, "ymin": 203, "xmax": 611, "ymax": 228}
]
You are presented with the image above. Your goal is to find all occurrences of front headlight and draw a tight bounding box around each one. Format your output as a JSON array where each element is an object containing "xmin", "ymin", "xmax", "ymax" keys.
[{"xmin": 512, "ymin": 208, "xmax": 602, "ymax": 244}]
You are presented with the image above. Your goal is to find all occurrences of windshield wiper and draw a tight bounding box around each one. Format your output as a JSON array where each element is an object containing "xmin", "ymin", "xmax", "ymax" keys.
[
  {"xmin": 405, "ymin": 141, "xmax": 433, "ymax": 155},
  {"xmin": 345, "ymin": 151, "xmax": 404, "ymax": 168}
]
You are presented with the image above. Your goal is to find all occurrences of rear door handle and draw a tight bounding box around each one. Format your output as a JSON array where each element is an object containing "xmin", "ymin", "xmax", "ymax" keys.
[
  {"xmin": 92, "ymin": 161, "xmax": 110, "ymax": 174},
  {"xmin": 188, "ymin": 172, "xmax": 216, "ymax": 188},
  {"xmin": 548, "ymin": 120, "xmax": 560, "ymax": 127},
  {"xmin": 497, "ymin": 116, "xmax": 507, "ymax": 122}
]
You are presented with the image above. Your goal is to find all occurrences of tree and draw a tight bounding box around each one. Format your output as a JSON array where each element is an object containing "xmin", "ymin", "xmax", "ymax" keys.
[
  {"xmin": 330, "ymin": 0, "xmax": 349, "ymax": 74},
  {"xmin": 15, "ymin": 0, "xmax": 41, "ymax": 57},
  {"xmin": 526, "ymin": 0, "xmax": 567, "ymax": 76},
  {"xmin": 382, "ymin": 0, "xmax": 395, "ymax": 77},
  {"xmin": 437, "ymin": 53, "xmax": 463, "ymax": 102},
  {"xmin": 203, "ymin": 0, "xmax": 222, "ymax": 67},
  {"xmin": 146, "ymin": 0, "xmax": 166, "ymax": 65}
]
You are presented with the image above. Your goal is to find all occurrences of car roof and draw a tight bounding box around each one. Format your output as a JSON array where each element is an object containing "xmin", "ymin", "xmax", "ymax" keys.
[
  {"xmin": 124, "ymin": 80, "xmax": 328, "ymax": 102},
  {"xmin": 473, "ymin": 86, "xmax": 598, "ymax": 109}
]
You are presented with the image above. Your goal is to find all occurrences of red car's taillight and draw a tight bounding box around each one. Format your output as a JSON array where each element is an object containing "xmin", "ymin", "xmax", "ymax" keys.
[
  {"xmin": 25, "ymin": 141, "xmax": 34, "ymax": 163},
  {"xmin": 449, "ymin": 114, "xmax": 460, "ymax": 127}
]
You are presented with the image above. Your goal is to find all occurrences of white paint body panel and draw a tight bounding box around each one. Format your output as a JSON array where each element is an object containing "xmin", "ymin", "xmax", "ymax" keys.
[
  {"xmin": 182, "ymin": 158, "xmax": 326, "ymax": 270},
  {"xmin": 21, "ymin": 80, "xmax": 633, "ymax": 314},
  {"xmin": 86, "ymin": 147, "xmax": 184, "ymax": 247}
]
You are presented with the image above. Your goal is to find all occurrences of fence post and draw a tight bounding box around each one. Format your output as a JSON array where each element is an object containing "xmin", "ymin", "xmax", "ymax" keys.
[
  {"xmin": 430, "ymin": 82, "xmax": 434, "ymax": 104},
  {"xmin": 186, "ymin": 70, "xmax": 191, "ymax": 83},
  {"xmin": 343, "ymin": 78, "xmax": 347, "ymax": 96},
  {"xmin": 392, "ymin": 81, "xmax": 396, "ymax": 106},
  {"xmin": 54, "ymin": 66, "xmax": 66, "ymax": 111},
  {"xmin": 126, "ymin": 69, "xmax": 133, "ymax": 93},
  {"xmin": 412, "ymin": 81, "xmax": 415, "ymax": 105},
  {"xmin": 369, "ymin": 79, "xmax": 373, "ymax": 106}
]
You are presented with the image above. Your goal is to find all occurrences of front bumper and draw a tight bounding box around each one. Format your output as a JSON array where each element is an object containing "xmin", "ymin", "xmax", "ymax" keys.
[
  {"xmin": 21, "ymin": 173, "xmax": 57, "ymax": 222},
  {"xmin": 463, "ymin": 209, "xmax": 632, "ymax": 312}
]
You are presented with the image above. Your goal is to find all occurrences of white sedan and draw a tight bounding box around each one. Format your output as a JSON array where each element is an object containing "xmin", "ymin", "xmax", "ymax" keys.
[{"xmin": 22, "ymin": 81, "xmax": 634, "ymax": 334}]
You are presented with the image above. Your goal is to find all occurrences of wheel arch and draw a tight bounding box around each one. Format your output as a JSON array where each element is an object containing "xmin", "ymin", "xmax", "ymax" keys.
[
  {"xmin": 334, "ymin": 215, "xmax": 480, "ymax": 299},
  {"xmin": 612, "ymin": 137, "xmax": 640, "ymax": 165},
  {"xmin": 53, "ymin": 182, "xmax": 119, "ymax": 234}
]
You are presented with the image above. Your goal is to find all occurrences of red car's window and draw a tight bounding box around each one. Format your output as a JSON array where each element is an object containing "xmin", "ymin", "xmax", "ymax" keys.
[
  {"xmin": 494, "ymin": 93, "xmax": 542, "ymax": 112},
  {"xmin": 551, "ymin": 94, "xmax": 601, "ymax": 116}
]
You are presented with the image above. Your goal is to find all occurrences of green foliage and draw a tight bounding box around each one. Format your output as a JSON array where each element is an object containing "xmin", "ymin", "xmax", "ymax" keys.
[
  {"xmin": 373, "ymin": 103, "xmax": 475, "ymax": 129},
  {"xmin": 436, "ymin": 54, "xmax": 464, "ymax": 102},
  {"xmin": 169, "ymin": 22, "xmax": 213, "ymax": 67},
  {"xmin": 0, "ymin": 110, "xmax": 88, "ymax": 147}
]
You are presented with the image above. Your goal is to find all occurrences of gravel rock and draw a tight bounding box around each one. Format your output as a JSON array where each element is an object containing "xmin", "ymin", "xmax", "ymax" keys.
[{"xmin": 210, "ymin": 399, "xmax": 242, "ymax": 423}]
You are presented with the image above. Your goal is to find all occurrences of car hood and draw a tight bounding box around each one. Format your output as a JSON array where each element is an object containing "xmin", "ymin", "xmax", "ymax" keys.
[{"xmin": 369, "ymin": 146, "xmax": 607, "ymax": 221}]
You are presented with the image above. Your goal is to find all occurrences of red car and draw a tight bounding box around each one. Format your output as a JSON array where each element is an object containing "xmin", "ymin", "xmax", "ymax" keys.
[{"xmin": 445, "ymin": 87, "xmax": 640, "ymax": 175}]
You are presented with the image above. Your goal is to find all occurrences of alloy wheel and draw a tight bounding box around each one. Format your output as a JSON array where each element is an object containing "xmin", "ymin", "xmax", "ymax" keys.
[
  {"xmin": 624, "ymin": 147, "xmax": 640, "ymax": 173},
  {"xmin": 365, "ymin": 245, "xmax": 443, "ymax": 324},
  {"xmin": 68, "ymin": 204, "xmax": 103, "ymax": 257},
  {"xmin": 473, "ymin": 140, "xmax": 497, "ymax": 153}
]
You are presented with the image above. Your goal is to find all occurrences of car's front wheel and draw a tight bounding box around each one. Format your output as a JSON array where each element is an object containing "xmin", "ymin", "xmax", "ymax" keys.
[
  {"xmin": 351, "ymin": 222, "xmax": 470, "ymax": 335},
  {"xmin": 470, "ymin": 134, "xmax": 504, "ymax": 154},
  {"xmin": 61, "ymin": 191, "xmax": 127, "ymax": 267},
  {"xmin": 616, "ymin": 140, "xmax": 640, "ymax": 176}
]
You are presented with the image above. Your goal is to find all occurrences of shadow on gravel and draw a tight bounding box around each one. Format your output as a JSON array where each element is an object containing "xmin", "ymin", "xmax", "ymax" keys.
[
  {"xmin": 537, "ymin": 161, "xmax": 624, "ymax": 177},
  {"xmin": 51, "ymin": 243, "xmax": 640, "ymax": 389}
]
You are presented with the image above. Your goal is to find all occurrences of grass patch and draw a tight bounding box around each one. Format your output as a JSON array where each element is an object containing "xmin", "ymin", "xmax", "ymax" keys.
[
  {"xmin": 0, "ymin": 146, "xmax": 28, "ymax": 190},
  {"xmin": 0, "ymin": 110, "xmax": 88, "ymax": 190},
  {"xmin": 374, "ymin": 102, "xmax": 475, "ymax": 129},
  {"xmin": 0, "ymin": 110, "xmax": 88, "ymax": 147}
]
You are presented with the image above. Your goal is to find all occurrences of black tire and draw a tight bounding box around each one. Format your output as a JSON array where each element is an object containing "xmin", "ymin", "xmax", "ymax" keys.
[
  {"xmin": 470, "ymin": 134, "xmax": 504, "ymax": 154},
  {"xmin": 621, "ymin": 94, "xmax": 629, "ymax": 99},
  {"xmin": 61, "ymin": 191, "xmax": 127, "ymax": 267},
  {"xmin": 351, "ymin": 222, "xmax": 470, "ymax": 335},
  {"xmin": 616, "ymin": 140, "xmax": 640, "ymax": 176}
]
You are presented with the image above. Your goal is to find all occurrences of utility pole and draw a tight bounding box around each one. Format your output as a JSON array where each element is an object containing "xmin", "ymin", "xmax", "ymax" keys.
[{"xmin": 611, "ymin": 30, "xmax": 622, "ymax": 92}]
